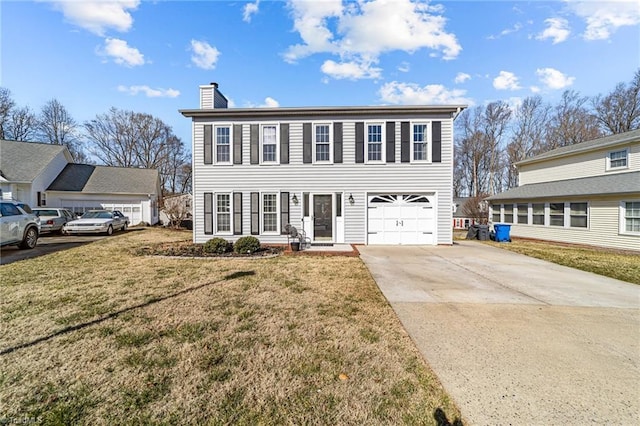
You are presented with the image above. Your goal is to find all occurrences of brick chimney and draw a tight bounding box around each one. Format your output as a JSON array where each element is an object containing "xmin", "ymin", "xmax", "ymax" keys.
[{"xmin": 199, "ymin": 82, "xmax": 228, "ymax": 109}]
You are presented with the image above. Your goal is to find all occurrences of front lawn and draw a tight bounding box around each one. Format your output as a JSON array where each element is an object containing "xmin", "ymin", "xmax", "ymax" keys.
[{"xmin": 0, "ymin": 228, "xmax": 461, "ymax": 425}]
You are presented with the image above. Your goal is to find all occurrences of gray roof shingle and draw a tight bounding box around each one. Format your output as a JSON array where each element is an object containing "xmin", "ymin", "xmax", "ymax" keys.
[
  {"xmin": 47, "ymin": 164, "xmax": 159, "ymax": 194},
  {"xmin": 487, "ymin": 171, "xmax": 640, "ymax": 201},
  {"xmin": 0, "ymin": 139, "xmax": 69, "ymax": 182}
]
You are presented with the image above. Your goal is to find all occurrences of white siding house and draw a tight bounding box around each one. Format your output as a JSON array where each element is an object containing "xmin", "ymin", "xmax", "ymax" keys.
[
  {"xmin": 488, "ymin": 130, "xmax": 640, "ymax": 252},
  {"xmin": 181, "ymin": 83, "xmax": 466, "ymax": 246}
]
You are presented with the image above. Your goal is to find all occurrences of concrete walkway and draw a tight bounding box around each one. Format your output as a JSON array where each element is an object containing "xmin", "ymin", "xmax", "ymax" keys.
[{"xmin": 359, "ymin": 241, "xmax": 640, "ymax": 425}]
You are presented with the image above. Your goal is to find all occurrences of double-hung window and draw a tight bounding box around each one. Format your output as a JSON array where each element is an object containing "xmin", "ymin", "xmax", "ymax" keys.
[
  {"xmin": 570, "ymin": 203, "xmax": 588, "ymax": 228},
  {"xmin": 491, "ymin": 204, "xmax": 501, "ymax": 223},
  {"xmin": 412, "ymin": 123, "xmax": 429, "ymax": 161},
  {"xmin": 549, "ymin": 203, "xmax": 564, "ymax": 227},
  {"xmin": 532, "ymin": 203, "xmax": 545, "ymax": 225},
  {"xmin": 607, "ymin": 149, "xmax": 628, "ymax": 170},
  {"xmin": 503, "ymin": 204, "xmax": 514, "ymax": 223},
  {"xmin": 367, "ymin": 124, "xmax": 383, "ymax": 162},
  {"xmin": 262, "ymin": 193, "xmax": 278, "ymax": 233},
  {"xmin": 216, "ymin": 194, "xmax": 231, "ymax": 233},
  {"xmin": 261, "ymin": 125, "xmax": 278, "ymax": 163},
  {"xmin": 215, "ymin": 126, "xmax": 231, "ymax": 163},
  {"xmin": 517, "ymin": 204, "xmax": 528, "ymax": 224},
  {"xmin": 622, "ymin": 201, "xmax": 640, "ymax": 234},
  {"xmin": 314, "ymin": 124, "xmax": 331, "ymax": 162}
]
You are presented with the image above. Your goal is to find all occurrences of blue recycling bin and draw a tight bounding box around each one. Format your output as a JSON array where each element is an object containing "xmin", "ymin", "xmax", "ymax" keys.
[{"xmin": 493, "ymin": 224, "xmax": 511, "ymax": 242}]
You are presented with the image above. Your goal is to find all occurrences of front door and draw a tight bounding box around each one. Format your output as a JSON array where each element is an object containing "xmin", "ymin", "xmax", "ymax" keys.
[{"xmin": 313, "ymin": 194, "xmax": 333, "ymax": 241}]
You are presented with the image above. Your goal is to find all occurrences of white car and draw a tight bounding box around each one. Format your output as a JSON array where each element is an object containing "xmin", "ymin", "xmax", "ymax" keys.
[
  {"xmin": 0, "ymin": 201, "xmax": 40, "ymax": 249},
  {"xmin": 63, "ymin": 210, "xmax": 128, "ymax": 235},
  {"xmin": 32, "ymin": 208, "xmax": 76, "ymax": 234}
]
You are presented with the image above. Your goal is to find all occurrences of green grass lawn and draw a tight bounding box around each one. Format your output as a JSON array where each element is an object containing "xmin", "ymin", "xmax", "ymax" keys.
[{"xmin": 0, "ymin": 228, "xmax": 462, "ymax": 425}]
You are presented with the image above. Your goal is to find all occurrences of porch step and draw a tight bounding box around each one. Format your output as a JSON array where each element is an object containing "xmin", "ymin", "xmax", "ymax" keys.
[{"xmin": 310, "ymin": 243, "xmax": 334, "ymax": 247}]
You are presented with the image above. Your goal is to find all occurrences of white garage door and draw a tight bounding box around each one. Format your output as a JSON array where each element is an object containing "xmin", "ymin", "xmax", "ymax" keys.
[
  {"xmin": 368, "ymin": 194, "xmax": 435, "ymax": 245},
  {"xmin": 103, "ymin": 204, "xmax": 142, "ymax": 224}
]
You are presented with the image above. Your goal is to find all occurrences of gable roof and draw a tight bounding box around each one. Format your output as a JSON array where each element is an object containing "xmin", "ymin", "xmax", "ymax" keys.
[
  {"xmin": 47, "ymin": 163, "xmax": 159, "ymax": 194},
  {"xmin": 517, "ymin": 129, "xmax": 640, "ymax": 167},
  {"xmin": 0, "ymin": 139, "xmax": 72, "ymax": 183},
  {"xmin": 487, "ymin": 171, "xmax": 640, "ymax": 201}
]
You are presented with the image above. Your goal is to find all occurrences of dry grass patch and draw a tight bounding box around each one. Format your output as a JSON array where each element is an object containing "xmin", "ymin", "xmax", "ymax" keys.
[
  {"xmin": 0, "ymin": 228, "xmax": 461, "ymax": 425},
  {"xmin": 484, "ymin": 238, "xmax": 640, "ymax": 285}
]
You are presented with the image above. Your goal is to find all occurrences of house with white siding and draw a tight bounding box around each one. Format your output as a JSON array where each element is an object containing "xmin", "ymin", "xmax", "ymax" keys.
[
  {"xmin": 180, "ymin": 83, "xmax": 466, "ymax": 246},
  {"xmin": 487, "ymin": 130, "xmax": 640, "ymax": 251}
]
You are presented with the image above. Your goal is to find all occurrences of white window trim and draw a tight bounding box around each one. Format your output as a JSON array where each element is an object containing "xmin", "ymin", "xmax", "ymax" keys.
[
  {"xmin": 531, "ymin": 202, "xmax": 545, "ymax": 226},
  {"xmin": 548, "ymin": 202, "xmax": 566, "ymax": 227},
  {"xmin": 214, "ymin": 192, "xmax": 233, "ymax": 235},
  {"xmin": 313, "ymin": 122, "xmax": 333, "ymax": 163},
  {"xmin": 261, "ymin": 192, "xmax": 279, "ymax": 235},
  {"xmin": 214, "ymin": 124, "xmax": 233, "ymax": 165},
  {"xmin": 606, "ymin": 148, "xmax": 629, "ymax": 171},
  {"xmin": 568, "ymin": 201, "xmax": 589, "ymax": 229},
  {"xmin": 260, "ymin": 123, "xmax": 280, "ymax": 165},
  {"xmin": 619, "ymin": 200, "xmax": 640, "ymax": 236},
  {"xmin": 410, "ymin": 121, "xmax": 432, "ymax": 163},
  {"xmin": 365, "ymin": 122, "xmax": 385, "ymax": 164}
]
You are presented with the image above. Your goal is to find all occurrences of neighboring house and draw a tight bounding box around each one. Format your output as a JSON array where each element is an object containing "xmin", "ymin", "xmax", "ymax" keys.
[
  {"xmin": 452, "ymin": 197, "xmax": 488, "ymax": 229},
  {"xmin": 181, "ymin": 83, "xmax": 465, "ymax": 245},
  {"xmin": 159, "ymin": 193, "xmax": 192, "ymax": 226},
  {"xmin": 487, "ymin": 130, "xmax": 640, "ymax": 251},
  {"xmin": 0, "ymin": 140, "xmax": 161, "ymax": 225}
]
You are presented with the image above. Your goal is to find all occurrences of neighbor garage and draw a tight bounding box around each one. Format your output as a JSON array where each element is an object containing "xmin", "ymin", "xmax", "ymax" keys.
[{"xmin": 367, "ymin": 194, "xmax": 436, "ymax": 245}]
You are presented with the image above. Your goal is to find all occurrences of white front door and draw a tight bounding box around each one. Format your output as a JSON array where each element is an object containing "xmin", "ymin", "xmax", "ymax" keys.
[{"xmin": 368, "ymin": 194, "xmax": 435, "ymax": 245}]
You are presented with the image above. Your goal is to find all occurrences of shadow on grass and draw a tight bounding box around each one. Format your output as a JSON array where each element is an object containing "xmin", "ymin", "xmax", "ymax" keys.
[
  {"xmin": 434, "ymin": 407, "xmax": 464, "ymax": 426},
  {"xmin": 0, "ymin": 270, "xmax": 255, "ymax": 356}
]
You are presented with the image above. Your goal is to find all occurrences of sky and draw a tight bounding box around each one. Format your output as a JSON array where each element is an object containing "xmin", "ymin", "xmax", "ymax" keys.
[{"xmin": 1, "ymin": 0, "xmax": 639, "ymax": 147}]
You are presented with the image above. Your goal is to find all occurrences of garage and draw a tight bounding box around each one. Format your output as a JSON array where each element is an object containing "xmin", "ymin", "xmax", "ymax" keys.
[{"xmin": 367, "ymin": 194, "xmax": 435, "ymax": 245}]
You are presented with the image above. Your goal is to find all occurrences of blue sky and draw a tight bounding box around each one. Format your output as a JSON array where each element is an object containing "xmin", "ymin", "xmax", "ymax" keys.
[{"xmin": 2, "ymin": 0, "xmax": 639, "ymax": 146}]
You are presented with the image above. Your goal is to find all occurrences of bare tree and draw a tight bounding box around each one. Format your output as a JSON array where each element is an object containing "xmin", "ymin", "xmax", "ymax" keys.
[
  {"xmin": 545, "ymin": 90, "xmax": 602, "ymax": 149},
  {"xmin": 6, "ymin": 106, "xmax": 38, "ymax": 141},
  {"xmin": 162, "ymin": 195, "xmax": 192, "ymax": 228},
  {"xmin": 38, "ymin": 98, "xmax": 86, "ymax": 161},
  {"xmin": 460, "ymin": 194, "xmax": 489, "ymax": 225},
  {"xmin": 592, "ymin": 69, "xmax": 640, "ymax": 134},
  {"xmin": 0, "ymin": 87, "xmax": 16, "ymax": 139}
]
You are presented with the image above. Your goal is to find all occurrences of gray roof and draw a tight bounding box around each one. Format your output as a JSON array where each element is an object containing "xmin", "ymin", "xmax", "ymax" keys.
[
  {"xmin": 0, "ymin": 139, "xmax": 70, "ymax": 183},
  {"xmin": 517, "ymin": 129, "xmax": 640, "ymax": 166},
  {"xmin": 47, "ymin": 164, "xmax": 159, "ymax": 194},
  {"xmin": 487, "ymin": 171, "xmax": 640, "ymax": 201}
]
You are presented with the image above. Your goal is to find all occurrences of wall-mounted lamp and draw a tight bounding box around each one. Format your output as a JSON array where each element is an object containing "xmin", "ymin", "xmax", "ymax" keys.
[
  {"xmin": 348, "ymin": 193, "xmax": 355, "ymax": 205},
  {"xmin": 291, "ymin": 194, "xmax": 299, "ymax": 205}
]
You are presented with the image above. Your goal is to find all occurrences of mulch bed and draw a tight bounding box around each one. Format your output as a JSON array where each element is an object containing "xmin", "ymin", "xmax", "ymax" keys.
[{"xmin": 134, "ymin": 241, "xmax": 284, "ymax": 258}]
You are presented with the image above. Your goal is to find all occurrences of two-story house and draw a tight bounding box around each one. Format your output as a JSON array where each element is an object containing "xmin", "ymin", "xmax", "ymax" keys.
[
  {"xmin": 180, "ymin": 83, "xmax": 466, "ymax": 246},
  {"xmin": 488, "ymin": 130, "xmax": 640, "ymax": 251}
]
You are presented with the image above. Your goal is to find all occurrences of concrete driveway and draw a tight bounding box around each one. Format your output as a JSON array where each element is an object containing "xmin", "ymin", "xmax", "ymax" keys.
[
  {"xmin": 0, "ymin": 234, "xmax": 109, "ymax": 265},
  {"xmin": 359, "ymin": 241, "xmax": 640, "ymax": 425}
]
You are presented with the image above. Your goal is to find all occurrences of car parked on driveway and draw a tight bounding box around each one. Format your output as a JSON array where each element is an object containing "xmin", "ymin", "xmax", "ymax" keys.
[
  {"xmin": 32, "ymin": 208, "xmax": 76, "ymax": 234},
  {"xmin": 63, "ymin": 210, "xmax": 128, "ymax": 235},
  {"xmin": 0, "ymin": 201, "xmax": 40, "ymax": 249}
]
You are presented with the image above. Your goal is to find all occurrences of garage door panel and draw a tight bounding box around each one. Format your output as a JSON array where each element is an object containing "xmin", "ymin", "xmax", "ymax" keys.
[{"xmin": 367, "ymin": 194, "xmax": 436, "ymax": 245}]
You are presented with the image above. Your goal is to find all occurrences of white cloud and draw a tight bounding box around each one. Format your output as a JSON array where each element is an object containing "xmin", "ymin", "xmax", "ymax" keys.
[
  {"xmin": 536, "ymin": 67, "xmax": 575, "ymax": 89},
  {"xmin": 536, "ymin": 17, "xmax": 570, "ymax": 44},
  {"xmin": 398, "ymin": 62, "xmax": 410, "ymax": 73},
  {"xmin": 49, "ymin": 0, "xmax": 139, "ymax": 36},
  {"xmin": 101, "ymin": 38, "xmax": 145, "ymax": 67},
  {"xmin": 379, "ymin": 81, "xmax": 473, "ymax": 105},
  {"xmin": 285, "ymin": 0, "xmax": 461, "ymax": 80},
  {"xmin": 243, "ymin": 0, "xmax": 260, "ymax": 23},
  {"xmin": 454, "ymin": 72, "xmax": 471, "ymax": 84},
  {"xmin": 530, "ymin": 86, "xmax": 541, "ymax": 93},
  {"xmin": 321, "ymin": 59, "xmax": 382, "ymax": 80},
  {"xmin": 190, "ymin": 40, "xmax": 220, "ymax": 70},
  {"xmin": 566, "ymin": 0, "xmax": 640, "ymax": 40},
  {"xmin": 487, "ymin": 22, "xmax": 523, "ymax": 39},
  {"xmin": 261, "ymin": 97, "xmax": 279, "ymax": 108},
  {"xmin": 117, "ymin": 85, "xmax": 180, "ymax": 98},
  {"xmin": 493, "ymin": 71, "xmax": 521, "ymax": 90}
]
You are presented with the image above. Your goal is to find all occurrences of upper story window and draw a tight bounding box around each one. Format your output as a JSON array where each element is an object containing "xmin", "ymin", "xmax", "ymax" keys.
[
  {"xmin": 215, "ymin": 126, "xmax": 231, "ymax": 164},
  {"xmin": 412, "ymin": 123, "xmax": 430, "ymax": 161},
  {"xmin": 261, "ymin": 124, "xmax": 278, "ymax": 164},
  {"xmin": 607, "ymin": 148, "xmax": 628, "ymax": 170},
  {"xmin": 367, "ymin": 123, "xmax": 384, "ymax": 162},
  {"xmin": 314, "ymin": 124, "xmax": 332, "ymax": 162}
]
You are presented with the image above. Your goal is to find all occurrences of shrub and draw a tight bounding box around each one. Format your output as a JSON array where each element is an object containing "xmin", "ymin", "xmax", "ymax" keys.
[
  {"xmin": 234, "ymin": 236, "xmax": 261, "ymax": 254},
  {"xmin": 203, "ymin": 238, "xmax": 232, "ymax": 254}
]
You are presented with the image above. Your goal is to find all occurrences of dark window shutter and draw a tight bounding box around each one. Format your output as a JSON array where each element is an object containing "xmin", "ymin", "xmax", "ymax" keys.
[
  {"xmin": 233, "ymin": 124, "xmax": 242, "ymax": 164},
  {"xmin": 37, "ymin": 192, "xmax": 42, "ymax": 207},
  {"xmin": 334, "ymin": 122, "xmax": 343, "ymax": 163},
  {"xmin": 280, "ymin": 192, "xmax": 289, "ymax": 235},
  {"xmin": 280, "ymin": 123, "xmax": 289, "ymax": 164},
  {"xmin": 250, "ymin": 192, "xmax": 259, "ymax": 235},
  {"xmin": 204, "ymin": 192, "xmax": 213, "ymax": 234},
  {"xmin": 386, "ymin": 121, "xmax": 395, "ymax": 163},
  {"xmin": 400, "ymin": 121, "xmax": 410, "ymax": 163},
  {"xmin": 233, "ymin": 192, "xmax": 242, "ymax": 235},
  {"xmin": 204, "ymin": 125, "xmax": 212, "ymax": 164},
  {"xmin": 432, "ymin": 121, "xmax": 442, "ymax": 163},
  {"xmin": 303, "ymin": 123, "xmax": 312, "ymax": 164},
  {"xmin": 355, "ymin": 122, "xmax": 364, "ymax": 163},
  {"xmin": 250, "ymin": 124, "xmax": 259, "ymax": 165}
]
